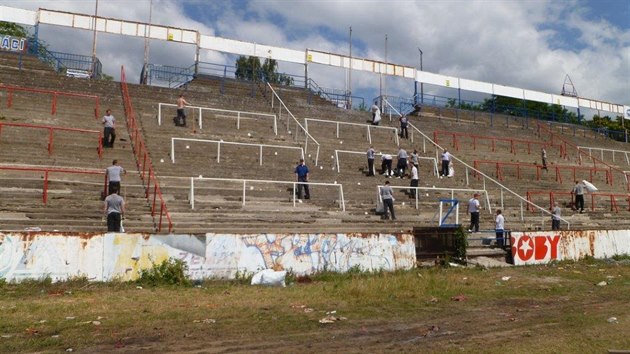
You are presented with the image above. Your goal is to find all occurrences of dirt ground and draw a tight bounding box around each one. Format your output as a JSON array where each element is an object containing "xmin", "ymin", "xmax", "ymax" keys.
[{"xmin": 2, "ymin": 261, "xmax": 630, "ymax": 353}]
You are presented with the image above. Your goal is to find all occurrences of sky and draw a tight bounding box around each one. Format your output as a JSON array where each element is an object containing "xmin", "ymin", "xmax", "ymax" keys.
[{"xmin": 1, "ymin": 0, "xmax": 629, "ymax": 113}]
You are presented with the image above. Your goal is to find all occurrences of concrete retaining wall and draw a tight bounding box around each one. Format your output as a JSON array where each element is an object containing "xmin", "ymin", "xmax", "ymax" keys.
[
  {"xmin": 0, "ymin": 232, "xmax": 416, "ymax": 282},
  {"xmin": 511, "ymin": 230, "xmax": 630, "ymax": 265}
]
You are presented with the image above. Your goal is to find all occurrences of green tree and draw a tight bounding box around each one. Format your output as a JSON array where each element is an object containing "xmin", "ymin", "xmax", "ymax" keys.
[
  {"xmin": 0, "ymin": 21, "xmax": 28, "ymax": 37},
  {"xmin": 234, "ymin": 56, "xmax": 294, "ymax": 86}
]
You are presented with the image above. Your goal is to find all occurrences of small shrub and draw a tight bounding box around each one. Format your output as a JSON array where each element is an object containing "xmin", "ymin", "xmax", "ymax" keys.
[
  {"xmin": 612, "ymin": 254, "xmax": 630, "ymax": 261},
  {"xmin": 233, "ymin": 269, "xmax": 254, "ymax": 285},
  {"xmin": 137, "ymin": 258, "xmax": 191, "ymax": 287},
  {"xmin": 453, "ymin": 226, "xmax": 468, "ymax": 261}
]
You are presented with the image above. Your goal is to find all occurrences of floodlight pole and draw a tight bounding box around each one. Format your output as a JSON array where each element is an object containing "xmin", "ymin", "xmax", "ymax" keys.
[
  {"xmin": 348, "ymin": 26, "xmax": 352, "ymax": 109},
  {"xmin": 418, "ymin": 47, "xmax": 423, "ymax": 105},
  {"xmin": 91, "ymin": 0, "xmax": 99, "ymax": 76},
  {"xmin": 143, "ymin": 0, "xmax": 153, "ymax": 84}
]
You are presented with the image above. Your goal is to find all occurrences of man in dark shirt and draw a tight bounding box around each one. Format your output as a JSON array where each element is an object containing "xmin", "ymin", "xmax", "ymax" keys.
[{"xmin": 295, "ymin": 158, "xmax": 310, "ymax": 200}]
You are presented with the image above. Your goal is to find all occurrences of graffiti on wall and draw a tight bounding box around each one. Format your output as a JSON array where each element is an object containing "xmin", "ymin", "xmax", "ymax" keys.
[
  {"xmin": 0, "ymin": 232, "xmax": 415, "ymax": 282},
  {"xmin": 511, "ymin": 230, "xmax": 630, "ymax": 265}
]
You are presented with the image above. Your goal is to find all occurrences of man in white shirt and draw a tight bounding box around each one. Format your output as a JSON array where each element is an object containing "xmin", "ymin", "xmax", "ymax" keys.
[
  {"xmin": 409, "ymin": 162, "xmax": 419, "ymax": 198},
  {"xmin": 441, "ymin": 149, "xmax": 451, "ymax": 178},
  {"xmin": 371, "ymin": 101, "xmax": 381, "ymax": 126},
  {"xmin": 495, "ymin": 209, "xmax": 505, "ymax": 247},
  {"xmin": 381, "ymin": 153, "xmax": 393, "ymax": 177},
  {"xmin": 102, "ymin": 109, "xmax": 116, "ymax": 148},
  {"xmin": 467, "ymin": 192, "xmax": 482, "ymax": 232}
]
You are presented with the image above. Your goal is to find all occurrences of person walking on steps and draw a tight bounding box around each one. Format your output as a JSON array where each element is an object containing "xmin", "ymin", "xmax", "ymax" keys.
[
  {"xmin": 104, "ymin": 186, "xmax": 125, "ymax": 232},
  {"xmin": 102, "ymin": 109, "xmax": 116, "ymax": 148},
  {"xmin": 380, "ymin": 180, "xmax": 396, "ymax": 220},
  {"xmin": 467, "ymin": 192, "xmax": 482, "ymax": 232},
  {"xmin": 175, "ymin": 94, "xmax": 191, "ymax": 127},
  {"xmin": 399, "ymin": 115, "xmax": 409, "ymax": 139},
  {"xmin": 106, "ymin": 159, "xmax": 126, "ymax": 195},
  {"xmin": 295, "ymin": 158, "xmax": 310, "ymax": 200},
  {"xmin": 441, "ymin": 149, "xmax": 451, "ymax": 178},
  {"xmin": 541, "ymin": 147, "xmax": 548, "ymax": 171},
  {"xmin": 371, "ymin": 101, "xmax": 381, "ymax": 125},
  {"xmin": 573, "ymin": 180, "xmax": 585, "ymax": 213}
]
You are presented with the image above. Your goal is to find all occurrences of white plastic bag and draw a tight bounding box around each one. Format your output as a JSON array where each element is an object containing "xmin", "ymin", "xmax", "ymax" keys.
[
  {"xmin": 582, "ymin": 180, "xmax": 598, "ymax": 192},
  {"xmin": 251, "ymin": 269, "xmax": 287, "ymax": 287}
]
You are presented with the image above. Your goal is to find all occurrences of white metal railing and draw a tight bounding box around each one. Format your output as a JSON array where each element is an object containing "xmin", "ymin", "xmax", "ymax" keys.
[
  {"xmin": 407, "ymin": 122, "xmax": 571, "ymax": 229},
  {"xmin": 266, "ymin": 83, "xmax": 320, "ymax": 165},
  {"xmin": 189, "ymin": 177, "xmax": 345, "ymax": 211},
  {"xmin": 377, "ymin": 185, "xmax": 491, "ymax": 213},
  {"xmin": 577, "ymin": 146, "xmax": 630, "ymax": 165},
  {"xmin": 382, "ymin": 97, "xmax": 401, "ymax": 122},
  {"xmin": 304, "ymin": 118, "xmax": 399, "ymax": 146},
  {"xmin": 171, "ymin": 137, "xmax": 304, "ymax": 164},
  {"xmin": 334, "ymin": 150, "xmax": 439, "ymax": 176},
  {"xmin": 157, "ymin": 102, "xmax": 278, "ymax": 135}
]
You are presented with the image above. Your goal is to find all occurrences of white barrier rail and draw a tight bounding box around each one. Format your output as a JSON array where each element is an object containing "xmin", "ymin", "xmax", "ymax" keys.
[
  {"xmin": 377, "ymin": 185, "xmax": 491, "ymax": 213},
  {"xmin": 266, "ymin": 83, "xmax": 320, "ymax": 165},
  {"xmin": 189, "ymin": 177, "xmax": 345, "ymax": 211},
  {"xmin": 334, "ymin": 150, "xmax": 439, "ymax": 176},
  {"xmin": 158, "ymin": 102, "xmax": 278, "ymax": 135},
  {"xmin": 171, "ymin": 137, "xmax": 304, "ymax": 164},
  {"xmin": 304, "ymin": 118, "xmax": 399, "ymax": 146},
  {"xmin": 577, "ymin": 146, "xmax": 630, "ymax": 165},
  {"xmin": 405, "ymin": 120, "xmax": 571, "ymax": 229}
]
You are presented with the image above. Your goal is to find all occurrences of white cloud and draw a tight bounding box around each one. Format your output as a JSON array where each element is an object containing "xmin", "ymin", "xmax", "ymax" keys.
[{"xmin": 0, "ymin": 0, "xmax": 628, "ymax": 108}]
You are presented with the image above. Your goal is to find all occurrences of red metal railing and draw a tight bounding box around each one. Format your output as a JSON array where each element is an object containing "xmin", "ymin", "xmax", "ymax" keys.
[
  {"xmin": 473, "ymin": 160, "xmax": 611, "ymax": 185},
  {"xmin": 0, "ymin": 84, "xmax": 100, "ymax": 119},
  {"xmin": 526, "ymin": 190, "xmax": 629, "ymax": 213},
  {"xmin": 0, "ymin": 122, "xmax": 103, "ymax": 159},
  {"xmin": 120, "ymin": 66, "xmax": 173, "ymax": 232},
  {"xmin": 432, "ymin": 130, "xmax": 566, "ymax": 157},
  {"xmin": 536, "ymin": 121, "xmax": 630, "ymax": 190},
  {"xmin": 0, "ymin": 166, "xmax": 106, "ymax": 204}
]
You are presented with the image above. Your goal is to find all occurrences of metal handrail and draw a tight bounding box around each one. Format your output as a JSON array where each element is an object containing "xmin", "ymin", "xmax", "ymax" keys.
[
  {"xmin": 266, "ymin": 82, "xmax": 321, "ymax": 165},
  {"xmin": 0, "ymin": 165, "xmax": 106, "ymax": 204},
  {"xmin": 0, "ymin": 122, "xmax": 103, "ymax": 159},
  {"xmin": 157, "ymin": 102, "xmax": 278, "ymax": 135},
  {"xmin": 120, "ymin": 66, "xmax": 173, "ymax": 232},
  {"xmin": 406, "ymin": 121, "xmax": 571, "ymax": 229},
  {"xmin": 189, "ymin": 176, "xmax": 345, "ymax": 211},
  {"xmin": 0, "ymin": 84, "xmax": 100, "ymax": 118},
  {"xmin": 171, "ymin": 137, "xmax": 304, "ymax": 164},
  {"xmin": 539, "ymin": 122, "xmax": 630, "ymax": 191},
  {"xmin": 577, "ymin": 146, "xmax": 630, "ymax": 165},
  {"xmin": 376, "ymin": 185, "xmax": 491, "ymax": 213},
  {"xmin": 334, "ymin": 149, "xmax": 439, "ymax": 177},
  {"xmin": 304, "ymin": 118, "xmax": 399, "ymax": 146}
]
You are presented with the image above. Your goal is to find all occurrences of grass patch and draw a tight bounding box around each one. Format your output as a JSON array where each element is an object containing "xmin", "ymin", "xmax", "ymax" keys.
[{"xmin": 0, "ymin": 259, "xmax": 629, "ymax": 353}]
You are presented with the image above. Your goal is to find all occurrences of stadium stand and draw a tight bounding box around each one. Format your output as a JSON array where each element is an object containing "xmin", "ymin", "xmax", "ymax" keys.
[{"xmin": 2, "ymin": 48, "xmax": 630, "ymax": 239}]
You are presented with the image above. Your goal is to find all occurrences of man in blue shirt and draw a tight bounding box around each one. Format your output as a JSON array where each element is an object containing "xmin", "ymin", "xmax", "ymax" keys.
[{"xmin": 295, "ymin": 158, "xmax": 310, "ymax": 200}]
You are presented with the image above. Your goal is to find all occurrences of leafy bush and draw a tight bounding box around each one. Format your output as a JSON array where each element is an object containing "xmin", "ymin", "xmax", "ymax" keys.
[
  {"xmin": 137, "ymin": 258, "xmax": 191, "ymax": 287},
  {"xmin": 453, "ymin": 226, "xmax": 468, "ymax": 261}
]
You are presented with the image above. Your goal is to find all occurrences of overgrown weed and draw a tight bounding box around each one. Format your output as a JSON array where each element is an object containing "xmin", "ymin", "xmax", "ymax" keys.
[{"xmin": 137, "ymin": 257, "xmax": 191, "ymax": 287}]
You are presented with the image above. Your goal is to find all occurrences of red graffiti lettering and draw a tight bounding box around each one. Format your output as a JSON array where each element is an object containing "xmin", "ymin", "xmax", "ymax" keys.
[
  {"xmin": 515, "ymin": 236, "xmax": 534, "ymax": 261},
  {"xmin": 513, "ymin": 234, "xmax": 561, "ymax": 262}
]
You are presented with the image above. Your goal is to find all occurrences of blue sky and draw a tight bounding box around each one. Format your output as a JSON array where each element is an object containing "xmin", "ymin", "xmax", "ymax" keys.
[{"xmin": 1, "ymin": 0, "xmax": 628, "ymax": 112}]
